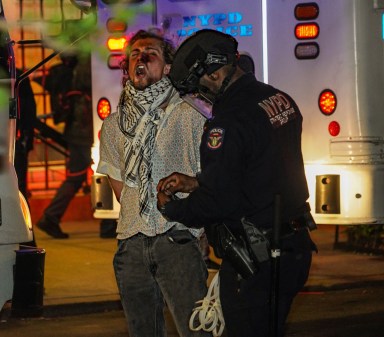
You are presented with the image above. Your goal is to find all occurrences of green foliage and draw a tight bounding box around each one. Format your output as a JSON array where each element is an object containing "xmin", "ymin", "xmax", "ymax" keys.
[
  {"xmin": 43, "ymin": 12, "xmax": 99, "ymax": 58},
  {"xmin": 0, "ymin": 88, "xmax": 9, "ymax": 108},
  {"xmin": 41, "ymin": 2, "xmax": 153, "ymax": 60},
  {"xmin": 0, "ymin": 0, "xmax": 153, "ymax": 108},
  {"xmin": 346, "ymin": 224, "xmax": 384, "ymax": 254}
]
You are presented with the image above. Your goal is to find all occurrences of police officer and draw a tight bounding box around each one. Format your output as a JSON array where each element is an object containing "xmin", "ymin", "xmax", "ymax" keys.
[
  {"xmin": 36, "ymin": 53, "xmax": 93, "ymax": 239},
  {"xmin": 157, "ymin": 29, "xmax": 317, "ymax": 337}
]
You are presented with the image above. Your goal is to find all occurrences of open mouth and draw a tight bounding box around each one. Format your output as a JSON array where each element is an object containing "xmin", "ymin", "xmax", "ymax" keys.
[{"xmin": 135, "ymin": 65, "xmax": 145, "ymax": 76}]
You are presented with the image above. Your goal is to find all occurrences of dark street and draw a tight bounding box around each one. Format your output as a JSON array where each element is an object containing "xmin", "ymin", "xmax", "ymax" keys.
[
  {"xmin": 1, "ymin": 222, "xmax": 383, "ymax": 337},
  {"xmin": 2, "ymin": 283, "xmax": 384, "ymax": 337}
]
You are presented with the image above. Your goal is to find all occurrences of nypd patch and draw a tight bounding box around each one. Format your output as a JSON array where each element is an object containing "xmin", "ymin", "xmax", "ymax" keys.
[
  {"xmin": 207, "ymin": 127, "xmax": 225, "ymax": 150},
  {"xmin": 258, "ymin": 92, "xmax": 297, "ymax": 129}
]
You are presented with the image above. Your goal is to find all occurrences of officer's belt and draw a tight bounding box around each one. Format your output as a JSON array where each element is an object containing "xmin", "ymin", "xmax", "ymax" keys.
[{"xmin": 259, "ymin": 213, "xmax": 312, "ymax": 240}]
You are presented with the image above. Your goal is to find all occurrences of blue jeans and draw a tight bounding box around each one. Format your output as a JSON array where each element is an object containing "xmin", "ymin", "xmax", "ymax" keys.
[{"xmin": 113, "ymin": 228, "xmax": 211, "ymax": 337}]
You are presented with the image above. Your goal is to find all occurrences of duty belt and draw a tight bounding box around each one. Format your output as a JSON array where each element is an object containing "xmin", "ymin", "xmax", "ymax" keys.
[
  {"xmin": 240, "ymin": 212, "xmax": 317, "ymax": 269},
  {"xmin": 260, "ymin": 212, "xmax": 317, "ymax": 240}
]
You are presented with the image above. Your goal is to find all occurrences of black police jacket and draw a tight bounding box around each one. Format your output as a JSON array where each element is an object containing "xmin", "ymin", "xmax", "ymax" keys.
[{"xmin": 164, "ymin": 73, "xmax": 310, "ymax": 233}]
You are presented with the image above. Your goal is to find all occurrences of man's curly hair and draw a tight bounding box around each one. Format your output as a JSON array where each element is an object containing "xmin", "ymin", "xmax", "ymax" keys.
[{"xmin": 120, "ymin": 29, "xmax": 176, "ymax": 86}]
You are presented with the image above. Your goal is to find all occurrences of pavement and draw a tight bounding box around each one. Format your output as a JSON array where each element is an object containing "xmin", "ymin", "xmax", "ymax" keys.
[
  {"xmin": 21, "ymin": 219, "xmax": 122, "ymax": 315},
  {"xmin": 1, "ymin": 212, "xmax": 384, "ymax": 334},
  {"xmin": 5, "ymin": 219, "xmax": 384, "ymax": 314}
]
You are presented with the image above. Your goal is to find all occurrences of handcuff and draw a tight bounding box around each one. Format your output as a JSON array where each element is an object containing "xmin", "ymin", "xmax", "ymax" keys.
[
  {"xmin": 158, "ymin": 193, "xmax": 180, "ymax": 216},
  {"xmin": 158, "ymin": 204, "xmax": 168, "ymax": 216}
]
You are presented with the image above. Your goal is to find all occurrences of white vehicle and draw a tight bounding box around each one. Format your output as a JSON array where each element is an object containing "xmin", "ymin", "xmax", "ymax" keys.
[
  {"xmin": 0, "ymin": 4, "xmax": 34, "ymax": 310},
  {"xmin": 0, "ymin": 0, "xmax": 94, "ymax": 312},
  {"xmin": 91, "ymin": 0, "xmax": 384, "ymax": 226},
  {"xmin": 266, "ymin": 0, "xmax": 384, "ymax": 225}
]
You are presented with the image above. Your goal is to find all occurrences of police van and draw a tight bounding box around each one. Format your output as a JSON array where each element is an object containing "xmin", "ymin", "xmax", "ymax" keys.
[{"xmin": 90, "ymin": 0, "xmax": 384, "ymax": 227}]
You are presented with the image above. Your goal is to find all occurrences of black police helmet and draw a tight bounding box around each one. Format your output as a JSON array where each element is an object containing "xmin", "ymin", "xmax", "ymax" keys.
[
  {"xmin": 169, "ymin": 29, "xmax": 238, "ymax": 96},
  {"xmin": 238, "ymin": 52, "xmax": 255, "ymax": 75}
]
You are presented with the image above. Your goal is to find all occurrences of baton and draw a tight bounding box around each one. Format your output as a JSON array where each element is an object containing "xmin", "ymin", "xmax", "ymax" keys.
[{"xmin": 269, "ymin": 194, "xmax": 281, "ymax": 337}]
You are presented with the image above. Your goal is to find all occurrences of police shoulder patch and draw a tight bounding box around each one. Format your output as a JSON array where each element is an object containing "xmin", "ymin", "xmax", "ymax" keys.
[{"xmin": 207, "ymin": 127, "xmax": 225, "ymax": 150}]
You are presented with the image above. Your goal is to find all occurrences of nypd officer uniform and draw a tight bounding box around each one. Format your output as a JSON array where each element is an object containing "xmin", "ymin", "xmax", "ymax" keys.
[{"xmin": 159, "ymin": 29, "xmax": 317, "ymax": 337}]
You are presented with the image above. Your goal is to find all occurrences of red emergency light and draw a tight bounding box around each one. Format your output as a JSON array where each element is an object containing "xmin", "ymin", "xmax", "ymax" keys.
[
  {"xmin": 328, "ymin": 121, "xmax": 340, "ymax": 137},
  {"xmin": 295, "ymin": 3, "xmax": 319, "ymax": 20},
  {"xmin": 107, "ymin": 37, "xmax": 127, "ymax": 51},
  {"xmin": 295, "ymin": 23, "xmax": 319, "ymax": 39},
  {"xmin": 97, "ymin": 97, "xmax": 111, "ymax": 120},
  {"xmin": 319, "ymin": 89, "xmax": 337, "ymax": 115},
  {"xmin": 106, "ymin": 18, "xmax": 127, "ymax": 33}
]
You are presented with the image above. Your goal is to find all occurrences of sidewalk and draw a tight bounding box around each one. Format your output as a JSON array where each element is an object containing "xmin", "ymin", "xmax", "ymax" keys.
[
  {"xmin": 5, "ymin": 219, "xmax": 384, "ymax": 318},
  {"xmin": 33, "ymin": 219, "xmax": 121, "ymax": 315}
]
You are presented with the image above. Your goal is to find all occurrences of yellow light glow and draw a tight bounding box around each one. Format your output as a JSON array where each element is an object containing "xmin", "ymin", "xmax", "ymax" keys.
[
  {"xmin": 295, "ymin": 23, "xmax": 319, "ymax": 39},
  {"xmin": 19, "ymin": 191, "xmax": 32, "ymax": 231},
  {"xmin": 97, "ymin": 98, "xmax": 111, "ymax": 120},
  {"xmin": 107, "ymin": 37, "xmax": 127, "ymax": 51},
  {"xmin": 319, "ymin": 90, "xmax": 337, "ymax": 115}
]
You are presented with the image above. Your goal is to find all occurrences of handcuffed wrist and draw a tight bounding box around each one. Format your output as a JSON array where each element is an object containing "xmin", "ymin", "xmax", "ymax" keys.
[{"xmin": 159, "ymin": 204, "xmax": 167, "ymax": 215}]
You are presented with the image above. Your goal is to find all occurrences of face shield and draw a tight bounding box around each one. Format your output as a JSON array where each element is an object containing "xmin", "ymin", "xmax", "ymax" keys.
[
  {"xmin": 182, "ymin": 90, "xmax": 214, "ymax": 119},
  {"xmin": 169, "ymin": 29, "xmax": 238, "ymax": 119},
  {"xmin": 170, "ymin": 55, "xmax": 225, "ymax": 119}
]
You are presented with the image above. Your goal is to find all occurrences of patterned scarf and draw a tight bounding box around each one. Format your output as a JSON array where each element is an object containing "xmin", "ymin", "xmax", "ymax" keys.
[{"xmin": 118, "ymin": 76, "xmax": 175, "ymax": 222}]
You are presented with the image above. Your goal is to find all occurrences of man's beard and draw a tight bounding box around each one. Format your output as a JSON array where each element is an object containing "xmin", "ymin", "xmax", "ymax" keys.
[{"xmin": 133, "ymin": 76, "xmax": 157, "ymax": 90}]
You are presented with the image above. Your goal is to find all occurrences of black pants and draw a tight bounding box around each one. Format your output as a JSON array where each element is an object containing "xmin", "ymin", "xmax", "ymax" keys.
[
  {"xmin": 220, "ymin": 229, "xmax": 315, "ymax": 337},
  {"xmin": 43, "ymin": 144, "xmax": 91, "ymax": 225}
]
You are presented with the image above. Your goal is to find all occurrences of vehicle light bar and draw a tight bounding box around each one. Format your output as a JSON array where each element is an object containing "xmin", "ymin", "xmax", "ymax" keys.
[
  {"xmin": 108, "ymin": 54, "xmax": 124, "ymax": 69},
  {"xmin": 295, "ymin": 23, "xmax": 319, "ymax": 39},
  {"xmin": 295, "ymin": 3, "xmax": 319, "ymax": 20},
  {"xmin": 328, "ymin": 121, "xmax": 340, "ymax": 137},
  {"xmin": 295, "ymin": 42, "xmax": 319, "ymax": 59},
  {"xmin": 107, "ymin": 18, "xmax": 127, "ymax": 33},
  {"xmin": 107, "ymin": 37, "xmax": 127, "ymax": 51},
  {"xmin": 97, "ymin": 97, "xmax": 112, "ymax": 120},
  {"xmin": 319, "ymin": 89, "xmax": 337, "ymax": 115}
]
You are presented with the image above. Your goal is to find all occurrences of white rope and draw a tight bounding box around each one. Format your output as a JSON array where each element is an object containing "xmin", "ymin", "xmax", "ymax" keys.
[{"xmin": 189, "ymin": 272, "xmax": 225, "ymax": 337}]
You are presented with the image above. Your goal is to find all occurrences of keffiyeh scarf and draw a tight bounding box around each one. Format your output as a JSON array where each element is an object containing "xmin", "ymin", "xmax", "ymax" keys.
[{"xmin": 118, "ymin": 76, "xmax": 175, "ymax": 223}]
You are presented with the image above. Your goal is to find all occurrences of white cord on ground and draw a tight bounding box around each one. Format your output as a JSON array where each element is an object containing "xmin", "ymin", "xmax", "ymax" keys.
[{"xmin": 189, "ymin": 272, "xmax": 225, "ymax": 337}]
